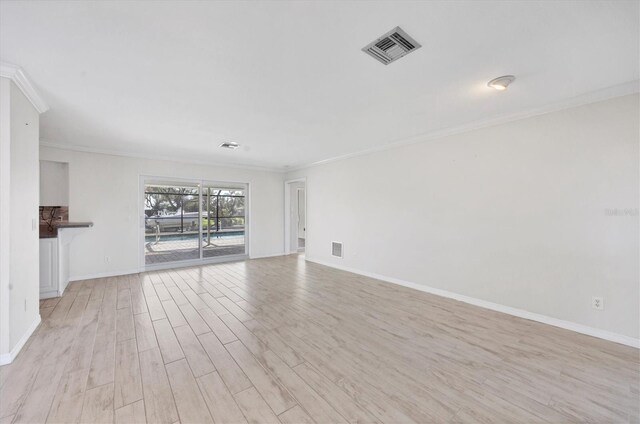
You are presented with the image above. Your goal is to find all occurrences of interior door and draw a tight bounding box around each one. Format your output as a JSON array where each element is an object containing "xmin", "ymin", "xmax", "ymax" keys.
[{"xmin": 297, "ymin": 188, "xmax": 306, "ymax": 240}]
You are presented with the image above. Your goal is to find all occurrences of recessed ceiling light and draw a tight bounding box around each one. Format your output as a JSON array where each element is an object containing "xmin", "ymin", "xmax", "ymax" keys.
[
  {"xmin": 219, "ymin": 142, "xmax": 240, "ymax": 150},
  {"xmin": 487, "ymin": 75, "xmax": 515, "ymax": 91}
]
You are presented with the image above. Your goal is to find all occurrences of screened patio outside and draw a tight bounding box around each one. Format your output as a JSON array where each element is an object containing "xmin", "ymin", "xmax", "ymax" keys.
[{"xmin": 144, "ymin": 184, "xmax": 246, "ymax": 265}]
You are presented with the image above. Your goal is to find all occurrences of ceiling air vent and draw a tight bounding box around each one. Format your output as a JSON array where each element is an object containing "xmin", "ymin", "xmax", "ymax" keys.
[
  {"xmin": 331, "ymin": 241, "xmax": 343, "ymax": 258},
  {"xmin": 362, "ymin": 26, "xmax": 421, "ymax": 65}
]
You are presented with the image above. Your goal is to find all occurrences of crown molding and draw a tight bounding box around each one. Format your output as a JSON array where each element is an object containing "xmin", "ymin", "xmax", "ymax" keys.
[
  {"xmin": 0, "ymin": 62, "xmax": 49, "ymax": 114},
  {"xmin": 39, "ymin": 140, "xmax": 286, "ymax": 173},
  {"xmin": 288, "ymin": 80, "xmax": 640, "ymax": 172},
  {"xmin": 36, "ymin": 79, "xmax": 639, "ymax": 173}
]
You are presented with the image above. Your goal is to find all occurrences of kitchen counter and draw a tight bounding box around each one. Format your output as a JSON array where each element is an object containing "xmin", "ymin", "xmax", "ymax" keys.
[
  {"xmin": 56, "ymin": 221, "xmax": 94, "ymax": 228},
  {"xmin": 40, "ymin": 221, "xmax": 93, "ymax": 238}
]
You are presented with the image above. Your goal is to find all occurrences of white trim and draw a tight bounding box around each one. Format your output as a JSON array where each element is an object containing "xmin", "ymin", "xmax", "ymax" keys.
[
  {"xmin": 69, "ymin": 268, "xmax": 142, "ymax": 282},
  {"xmin": 38, "ymin": 82, "xmax": 638, "ymax": 172},
  {"xmin": 198, "ymin": 183, "xmax": 204, "ymax": 260},
  {"xmin": 245, "ymin": 183, "xmax": 252, "ymax": 258},
  {"xmin": 139, "ymin": 176, "xmax": 146, "ymax": 269},
  {"xmin": 305, "ymin": 257, "xmax": 640, "ymax": 349},
  {"xmin": 0, "ymin": 78, "xmax": 11, "ymax": 357},
  {"xmin": 289, "ymin": 81, "xmax": 640, "ymax": 171},
  {"xmin": 40, "ymin": 289, "xmax": 61, "ymax": 300},
  {"xmin": 0, "ymin": 62, "xmax": 49, "ymax": 113},
  {"xmin": 144, "ymin": 254, "xmax": 248, "ymax": 272},
  {"xmin": 69, "ymin": 254, "xmax": 285, "ymax": 281},
  {"xmin": 0, "ymin": 314, "xmax": 41, "ymax": 365},
  {"xmin": 250, "ymin": 252, "xmax": 287, "ymax": 259},
  {"xmin": 40, "ymin": 140, "xmax": 283, "ymax": 173}
]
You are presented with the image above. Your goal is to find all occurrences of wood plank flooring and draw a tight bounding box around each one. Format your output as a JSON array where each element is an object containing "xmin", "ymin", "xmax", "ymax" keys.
[{"xmin": 1, "ymin": 255, "xmax": 638, "ymax": 423}]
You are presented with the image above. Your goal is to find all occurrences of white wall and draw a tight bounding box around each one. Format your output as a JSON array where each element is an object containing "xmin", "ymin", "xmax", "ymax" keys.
[
  {"xmin": 40, "ymin": 146, "xmax": 285, "ymax": 280},
  {"xmin": 0, "ymin": 78, "xmax": 11, "ymax": 357},
  {"xmin": 287, "ymin": 94, "xmax": 639, "ymax": 341},
  {"xmin": 0, "ymin": 78, "xmax": 41, "ymax": 361},
  {"xmin": 10, "ymin": 81, "xmax": 40, "ymax": 351},
  {"xmin": 40, "ymin": 160, "xmax": 69, "ymax": 205}
]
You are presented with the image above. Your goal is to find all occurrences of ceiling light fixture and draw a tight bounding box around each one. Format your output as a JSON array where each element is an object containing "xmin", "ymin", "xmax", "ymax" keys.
[
  {"xmin": 487, "ymin": 75, "xmax": 515, "ymax": 91},
  {"xmin": 219, "ymin": 142, "xmax": 240, "ymax": 150}
]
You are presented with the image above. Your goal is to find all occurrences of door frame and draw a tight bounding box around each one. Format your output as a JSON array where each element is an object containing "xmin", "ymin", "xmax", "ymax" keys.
[
  {"xmin": 283, "ymin": 177, "xmax": 306, "ymax": 254},
  {"xmin": 139, "ymin": 175, "xmax": 250, "ymax": 271}
]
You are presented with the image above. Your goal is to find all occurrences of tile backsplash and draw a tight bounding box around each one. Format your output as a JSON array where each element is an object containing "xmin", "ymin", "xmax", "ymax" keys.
[{"xmin": 39, "ymin": 206, "xmax": 69, "ymax": 225}]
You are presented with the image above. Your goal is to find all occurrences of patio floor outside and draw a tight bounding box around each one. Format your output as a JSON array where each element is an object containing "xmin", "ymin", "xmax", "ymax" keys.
[{"xmin": 145, "ymin": 234, "xmax": 245, "ymax": 264}]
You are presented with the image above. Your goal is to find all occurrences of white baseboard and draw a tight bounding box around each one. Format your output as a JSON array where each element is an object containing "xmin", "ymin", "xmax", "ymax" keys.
[
  {"xmin": 250, "ymin": 252, "xmax": 286, "ymax": 259},
  {"xmin": 69, "ymin": 268, "xmax": 142, "ymax": 282},
  {"xmin": 39, "ymin": 289, "xmax": 60, "ymax": 300},
  {"xmin": 0, "ymin": 353, "xmax": 10, "ymax": 365},
  {"xmin": 305, "ymin": 257, "xmax": 640, "ymax": 349},
  {"xmin": 70, "ymin": 254, "xmax": 287, "ymax": 280},
  {"xmin": 146, "ymin": 255, "xmax": 250, "ymax": 272},
  {"xmin": 0, "ymin": 314, "xmax": 41, "ymax": 365}
]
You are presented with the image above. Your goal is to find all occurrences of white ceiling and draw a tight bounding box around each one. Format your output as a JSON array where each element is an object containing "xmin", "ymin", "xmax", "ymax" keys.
[{"xmin": 1, "ymin": 1, "xmax": 638, "ymax": 170}]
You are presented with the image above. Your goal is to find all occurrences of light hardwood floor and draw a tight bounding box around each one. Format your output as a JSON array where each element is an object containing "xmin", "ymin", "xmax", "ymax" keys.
[{"xmin": 1, "ymin": 255, "xmax": 638, "ymax": 423}]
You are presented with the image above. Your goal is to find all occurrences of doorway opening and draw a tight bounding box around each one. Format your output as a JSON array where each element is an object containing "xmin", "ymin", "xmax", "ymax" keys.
[{"xmin": 284, "ymin": 179, "xmax": 306, "ymax": 254}]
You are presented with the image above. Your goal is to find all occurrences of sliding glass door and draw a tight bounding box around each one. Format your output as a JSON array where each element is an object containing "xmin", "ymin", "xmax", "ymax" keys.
[
  {"xmin": 143, "ymin": 179, "xmax": 247, "ymax": 267},
  {"xmin": 202, "ymin": 186, "xmax": 246, "ymax": 258}
]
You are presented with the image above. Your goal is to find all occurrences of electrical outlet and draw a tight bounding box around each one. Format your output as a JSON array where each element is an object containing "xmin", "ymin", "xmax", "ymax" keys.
[
  {"xmin": 104, "ymin": 256, "xmax": 111, "ymax": 263},
  {"xmin": 592, "ymin": 296, "xmax": 604, "ymax": 310}
]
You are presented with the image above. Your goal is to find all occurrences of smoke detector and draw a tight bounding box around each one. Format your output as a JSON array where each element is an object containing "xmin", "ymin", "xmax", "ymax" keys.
[
  {"xmin": 219, "ymin": 142, "xmax": 240, "ymax": 150},
  {"xmin": 362, "ymin": 26, "xmax": 421, "ymax": 65}
]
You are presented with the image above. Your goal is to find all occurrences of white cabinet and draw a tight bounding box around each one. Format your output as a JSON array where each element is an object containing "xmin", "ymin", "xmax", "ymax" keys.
[
  {"xmin": 39, "ymin": 225, "xmax": 92, "ymax": 299},
  {"xmin": 39, "ymin": 238, "xmax": 59, "ymax": 299}
]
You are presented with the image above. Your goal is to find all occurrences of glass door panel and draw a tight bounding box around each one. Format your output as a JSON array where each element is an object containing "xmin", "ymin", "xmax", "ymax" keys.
[
  {"xmin": 201, "ymin": 186, "xmax": 246, "ymax": 258},
  {"xmin": 144, "ymin": 183, "xmax": 201, "ymax": 264}
]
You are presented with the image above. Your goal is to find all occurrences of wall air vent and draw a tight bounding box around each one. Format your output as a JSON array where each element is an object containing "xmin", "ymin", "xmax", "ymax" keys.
[
  {"xmin": 219, "ymin": 142, "xmax": 240, "ymax": 150},
  {"xmin": 331, "ymin": 241, "xmax": 343, "ymax": 258},
  {"xmin": 362, "ymin": 26, "xmax": 421, "ymax": 65}
]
